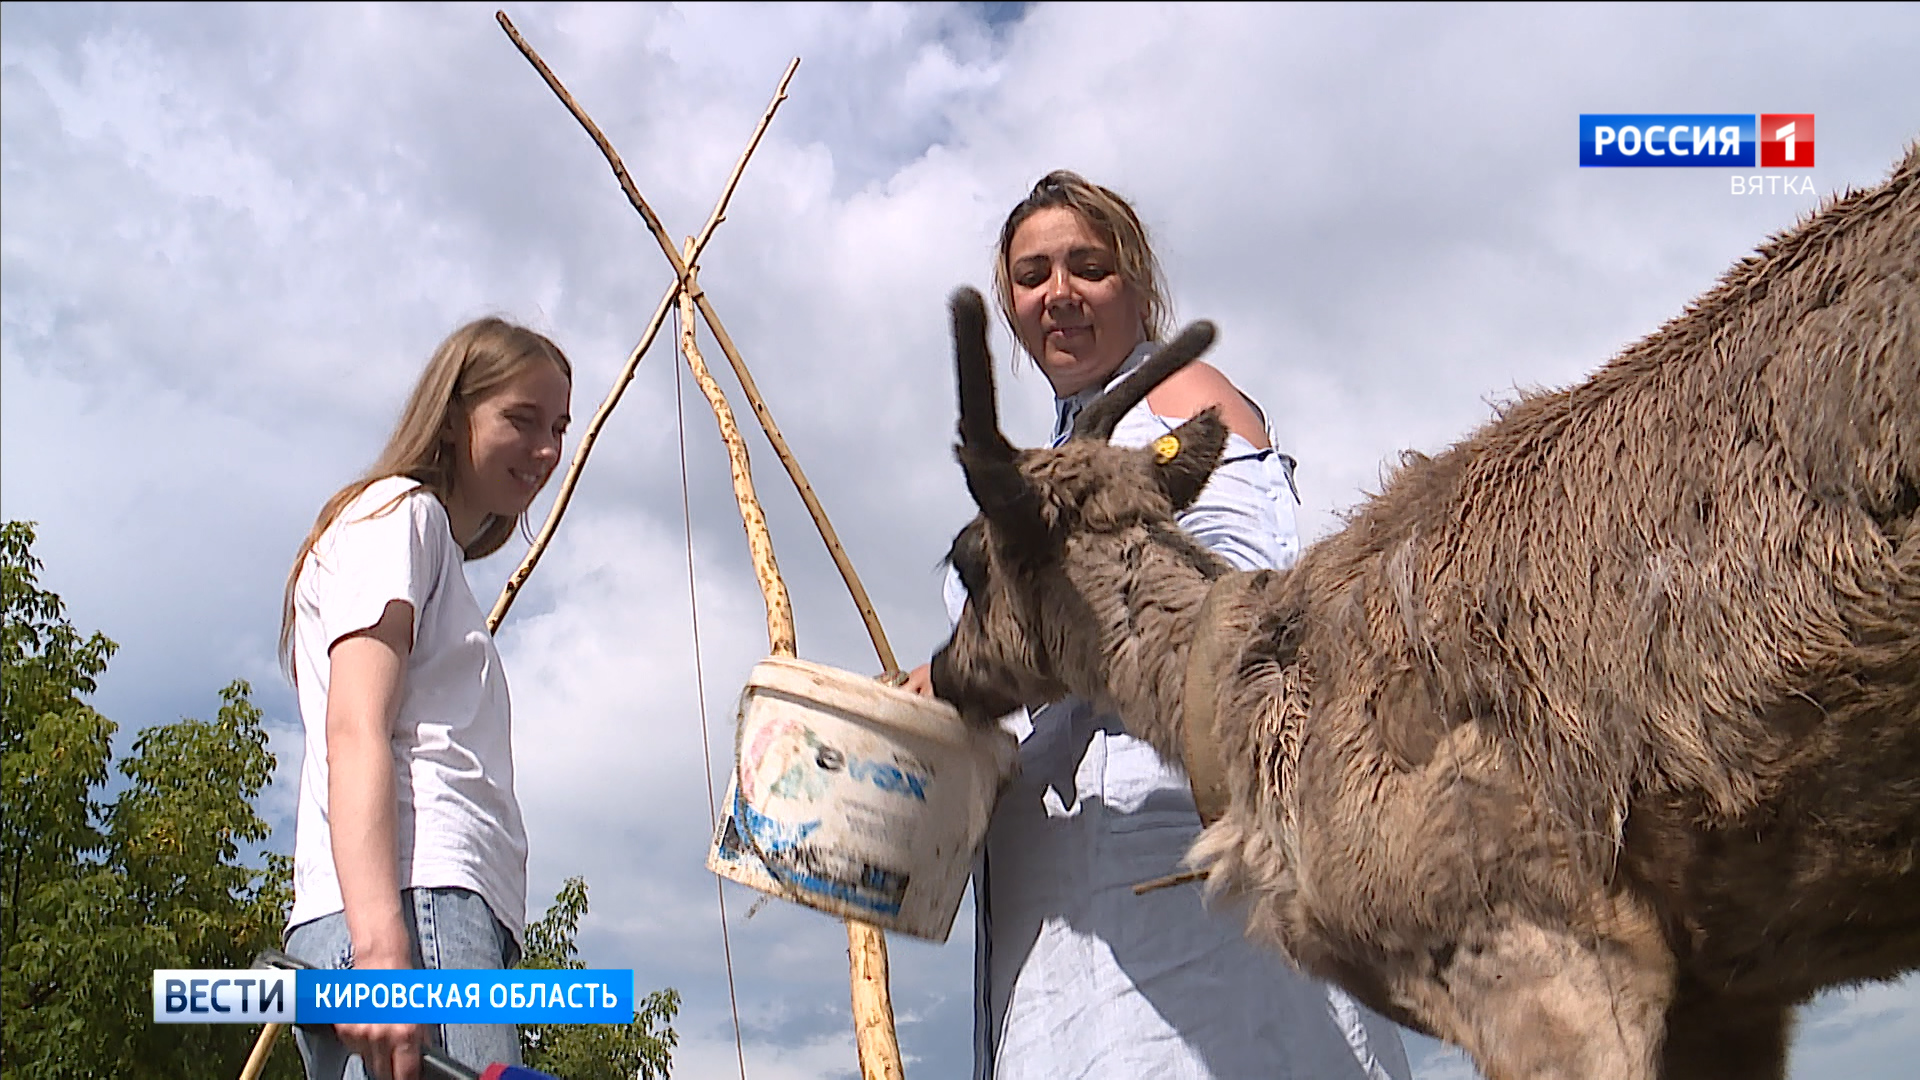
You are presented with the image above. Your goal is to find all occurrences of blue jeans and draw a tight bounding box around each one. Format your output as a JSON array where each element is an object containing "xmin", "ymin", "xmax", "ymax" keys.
[{"xmin": 284, "ymin": 887, "xmax": 523, "ymax": 1079}]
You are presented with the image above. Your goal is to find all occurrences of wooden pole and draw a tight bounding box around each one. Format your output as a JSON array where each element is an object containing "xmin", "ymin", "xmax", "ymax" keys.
[
  {"xmin": 677, "ymin": 243, "xmax": 904, "ymax": 1080},
  {"xmin": 495, "ymin": 18, "xmax": 906, "ymax": 1077},
  {"xmin": 496, "ymin": 13, "xmax": 907, "ymax": 1076},
  {"xmin": 687, "ymin": 276, "xmax": 901, "ymax": 675},
  {"xmin": 677, "ymin": 240, "xmax": 794, "ymax": 658},
  {"xmin": 495, "ymin": 10, "xmax": 899, "ymax": 676},
  {"xmin": 847, "ymin": 922, "xmax": 903, "ymax": 1080},
  {"xmin": 487, "ymin": 50, "xmax": 800, "ymax": 633},
  {"xmin": 237, "ymin": 1022, "xmax": 280, "ymax": 1080}
]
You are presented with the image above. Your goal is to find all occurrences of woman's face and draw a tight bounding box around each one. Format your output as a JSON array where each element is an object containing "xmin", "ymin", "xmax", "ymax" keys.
[
  {"xmin": 444, "ymin": 359, "xmax": 571, "ymax": 543},
  {"xmin": 1006, "ymin": 206, "xmax": 1147, "ymax": 398}
]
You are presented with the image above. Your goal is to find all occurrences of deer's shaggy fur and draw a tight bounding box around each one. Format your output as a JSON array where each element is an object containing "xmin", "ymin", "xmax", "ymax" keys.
[{"xmin": 930, "ymin": 146, "xmax": 1920, "ymax": 1079}]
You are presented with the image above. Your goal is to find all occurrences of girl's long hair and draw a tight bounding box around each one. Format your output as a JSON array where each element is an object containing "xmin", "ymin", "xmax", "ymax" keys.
[{"xmin": 279, "ymin": 317, "xmax": 572, "ymax": 672}]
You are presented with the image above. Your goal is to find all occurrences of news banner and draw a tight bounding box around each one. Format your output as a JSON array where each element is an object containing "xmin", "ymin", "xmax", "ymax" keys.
[{"xmin": 152, "ymin": 967, "xmax": 636, "ymax": 1025}]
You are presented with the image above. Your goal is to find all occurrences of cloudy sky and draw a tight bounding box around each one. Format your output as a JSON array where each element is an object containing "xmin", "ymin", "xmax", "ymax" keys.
[{"xmin": 3, "ymin": 3, "xmax": 1915, "ymax": 1078}]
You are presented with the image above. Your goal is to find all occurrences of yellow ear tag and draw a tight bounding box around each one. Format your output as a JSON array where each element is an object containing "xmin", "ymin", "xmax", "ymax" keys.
[{"xmin": 1152, "ymin": 434, "xmax": 1181, "ymax": 464}]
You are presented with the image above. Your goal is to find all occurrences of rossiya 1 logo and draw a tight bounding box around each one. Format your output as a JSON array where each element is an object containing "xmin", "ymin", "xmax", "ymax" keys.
[
  {"xmin": 1579, "ymin": 114, "xmax": 1816, "ymax": 195},
  {"xmin": 1757, "ymin": 115, "xmax": 1815, "ymax": 167}
]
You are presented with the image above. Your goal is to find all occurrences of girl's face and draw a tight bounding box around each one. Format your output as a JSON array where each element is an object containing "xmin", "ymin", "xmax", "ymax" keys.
[
  {"xmin": 444, "ymin": 359, "xmax": 571, "ymax": 544},
  {"xmin": 1005, "ymin": 205, "xmax": 1147, "ymax": 398}
]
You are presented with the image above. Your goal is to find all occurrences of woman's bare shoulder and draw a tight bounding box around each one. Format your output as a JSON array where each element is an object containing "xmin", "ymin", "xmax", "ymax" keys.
[{"xmin": 1145, "ymin": 360, "xmax": 1270, "ymax": 448}]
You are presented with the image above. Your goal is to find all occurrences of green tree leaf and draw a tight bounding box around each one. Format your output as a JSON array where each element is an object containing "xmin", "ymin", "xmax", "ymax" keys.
[
  {"xmin": 3, "ymin": 522, "xmax": 682, "ymax": 1079},
  {"xmin": 519, "ymin": 876, "xmax": 680, "ymax": 1079},
  {"xmin": 0, "ymin": 522, "xmax": 300, "ymax": 1080}
]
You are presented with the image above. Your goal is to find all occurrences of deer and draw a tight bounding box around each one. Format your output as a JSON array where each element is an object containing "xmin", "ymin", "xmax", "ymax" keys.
[{"xmin": 926, "ymin": 145, "xmax": 1920, "ymax": 1079}]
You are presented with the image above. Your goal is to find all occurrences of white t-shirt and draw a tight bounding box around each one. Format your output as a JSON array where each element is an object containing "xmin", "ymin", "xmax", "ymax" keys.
[{"xmin": 289, "ymin": 476, "xmax": 528, "ymax": 944}]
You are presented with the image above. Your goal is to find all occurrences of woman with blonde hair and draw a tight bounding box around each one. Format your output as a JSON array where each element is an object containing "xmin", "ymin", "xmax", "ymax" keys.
[
  {"xmin": 281, "ymin": 317, "xmax": 572, "ymax": 1080},
  {"xmin": 910, "ymin": 171, "xmax": 1412, "ymax": 1079}
]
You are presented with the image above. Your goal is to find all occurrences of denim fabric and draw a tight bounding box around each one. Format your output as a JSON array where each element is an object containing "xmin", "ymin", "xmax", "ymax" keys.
[{"xmin": 284, "ymin": 887, "xmax": 522, "ymax": 1078}]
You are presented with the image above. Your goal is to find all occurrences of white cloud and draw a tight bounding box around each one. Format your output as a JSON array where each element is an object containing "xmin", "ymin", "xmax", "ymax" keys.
[{"xmin": 1791, "ymin": 981, "xmax": 1920, "ymax": 1080}]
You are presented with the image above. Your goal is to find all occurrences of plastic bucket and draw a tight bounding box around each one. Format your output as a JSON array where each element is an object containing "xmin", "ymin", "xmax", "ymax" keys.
[{"xmin": 706, "ymin": 656, "xmax": 1016, "ymax": 942}]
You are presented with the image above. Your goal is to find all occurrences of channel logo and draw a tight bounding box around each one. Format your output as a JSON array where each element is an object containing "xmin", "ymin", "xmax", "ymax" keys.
[
  {"xmin": 1580, "ymin": 114, "xmax": 1814, "ymax": 168},
  {"xmin": 153, "ymin": 968, "xmax": 636, "ymax": 1024},
  {"xmin": 1759, "ymin": 114, "xmax": 1815, "ymax": 167},
  {"xmin": 153, "ymin": 969, "xmax": 296, "ymax": 1024}
]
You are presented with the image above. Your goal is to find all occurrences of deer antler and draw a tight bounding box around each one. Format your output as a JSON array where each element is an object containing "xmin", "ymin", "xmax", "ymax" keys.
[{"xmin": 1073, "ymin": 321, "xmax": 1218, "ymax": 441}]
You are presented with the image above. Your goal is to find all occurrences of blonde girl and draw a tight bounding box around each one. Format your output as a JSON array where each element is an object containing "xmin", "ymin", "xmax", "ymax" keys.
[{"xmin": 281, "ymin": 318, "xmax": 571, "ymax": 1080}]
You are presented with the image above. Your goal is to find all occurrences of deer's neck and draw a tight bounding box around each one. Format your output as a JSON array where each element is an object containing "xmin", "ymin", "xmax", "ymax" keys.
[{"xmin": 1078, "ymin": 528, "xmax": 1227, "ymax": 763}]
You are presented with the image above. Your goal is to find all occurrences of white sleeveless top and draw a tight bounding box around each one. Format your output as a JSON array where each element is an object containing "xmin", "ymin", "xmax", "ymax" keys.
[{"xmin": 949, "ymin": 344, "xmax": 1411, "ymax": 1080}]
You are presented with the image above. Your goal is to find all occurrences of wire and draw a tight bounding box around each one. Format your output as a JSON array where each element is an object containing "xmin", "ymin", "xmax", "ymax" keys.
[{"xmin": 675, "ymin": 301, "xmax": 749, "ymax": 1080}]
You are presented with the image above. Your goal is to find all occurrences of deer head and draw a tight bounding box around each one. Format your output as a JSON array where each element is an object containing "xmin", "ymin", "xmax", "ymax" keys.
[{"xmin": 930, "ymin": 286, "xmax": 1233, "ymax": 725}]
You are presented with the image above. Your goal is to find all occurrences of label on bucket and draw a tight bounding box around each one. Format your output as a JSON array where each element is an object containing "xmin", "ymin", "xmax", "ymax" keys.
[
  {"xmin": 708, "ymin": 656, "xmax": 1016, "ymax": 942},
  {"xmin": 721, "ymin": 711, "xmax": 934, "ymax": 918}
]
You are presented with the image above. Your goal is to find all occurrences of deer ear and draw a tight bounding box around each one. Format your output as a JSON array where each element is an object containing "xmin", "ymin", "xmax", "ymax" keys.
[{"xmin": 1151, "ymin": 409, "xmax": 1230, "ymax": 512}]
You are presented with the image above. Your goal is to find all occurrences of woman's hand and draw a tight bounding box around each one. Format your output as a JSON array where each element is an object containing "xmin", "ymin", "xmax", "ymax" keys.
[
  {"xmin": 334, "ymin": 1014, "xmax": 427, "ymax": 1080},
  {"xmin": 902, "ymin": 662, "xmax": 935, "ymax": 697},
  {"xmin": 325, "ymin": 599, "xmax": 429, "ymax": 1080}
]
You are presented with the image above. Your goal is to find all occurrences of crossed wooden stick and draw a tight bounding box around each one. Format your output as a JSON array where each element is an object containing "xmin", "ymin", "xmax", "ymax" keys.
[{"xmin": 242, "ymin": 11, "xmax": 908, "ymax": 1080}]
